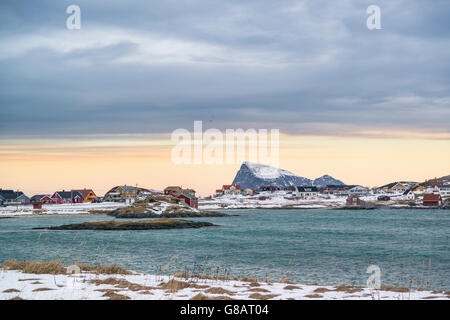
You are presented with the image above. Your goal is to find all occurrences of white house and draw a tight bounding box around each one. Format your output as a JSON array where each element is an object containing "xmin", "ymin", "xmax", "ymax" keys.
[
  {"xmin": 348, "ymin": 186, "xmax": 370, "ymax": 196},
  {"xmin": 296, "ymin": 186, "xmax": 318, "ymax": 199},
  {"xmin": 438, "ymin": 184, "xmax": 450, "ymax": 198}
]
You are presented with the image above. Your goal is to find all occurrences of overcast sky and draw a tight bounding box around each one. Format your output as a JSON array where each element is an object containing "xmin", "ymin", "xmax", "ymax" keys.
[{"xmin": 1, "ymin": 0, "xmax": 449, "ymax": 137}]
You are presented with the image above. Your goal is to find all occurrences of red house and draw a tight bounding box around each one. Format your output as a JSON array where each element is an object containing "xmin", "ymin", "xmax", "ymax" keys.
[
  {"xmin": 177, "ymin": 193, "xmax": 198, "ymax": 209},
  {"xmin": 346, "ymin": 195, "xmax": 366, "ymax": 207},
  {"xmin": 423, "ymin": 194, "xmax": 442, "ymax": 207},
  {"xmin": 30, "ymin": 195, "xmax": 52, "ymax": 204},
  {"xmin": 51, "ymin": 191, "xmax": 83, "ymax": 204}
]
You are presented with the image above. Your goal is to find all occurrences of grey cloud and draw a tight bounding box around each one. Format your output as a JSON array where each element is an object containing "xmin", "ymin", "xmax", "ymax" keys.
[{"xmin": 0, "ymin": 0, "xmax": 449, "ymax": 137}]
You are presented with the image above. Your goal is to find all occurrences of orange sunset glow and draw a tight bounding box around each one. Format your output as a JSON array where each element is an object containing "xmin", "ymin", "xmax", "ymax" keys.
[{"xmin": 1, "ymin": 133, "xmax": 448, "ymax": 197}]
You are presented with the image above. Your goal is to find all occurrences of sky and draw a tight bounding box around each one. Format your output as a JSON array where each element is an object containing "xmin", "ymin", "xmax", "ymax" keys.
[{"xmin": 0, "ymin": 0, "xmax": 449, "ymax": 196}]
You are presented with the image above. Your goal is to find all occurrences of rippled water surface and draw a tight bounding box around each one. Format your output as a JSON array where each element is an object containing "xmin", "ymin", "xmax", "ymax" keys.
[{"xmin": 0, "ymin": 209, "xmax": 449, "ymax": 290}]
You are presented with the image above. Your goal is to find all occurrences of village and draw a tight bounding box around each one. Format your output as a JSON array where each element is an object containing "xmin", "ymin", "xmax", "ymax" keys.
[{"xmin": 0, "ymin": 178, "xmax": 449, "ymax": 216}]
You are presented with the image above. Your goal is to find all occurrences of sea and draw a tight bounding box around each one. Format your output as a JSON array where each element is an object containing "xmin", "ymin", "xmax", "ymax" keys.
[{"xmin": 0, "ymin": 209, "xmax": 449, "ymax": 290}]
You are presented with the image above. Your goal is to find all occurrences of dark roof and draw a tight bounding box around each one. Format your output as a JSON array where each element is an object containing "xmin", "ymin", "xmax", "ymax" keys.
[
  {"xmin": 30, "ymin": 194, "xmax": 50, "ymax": 201},
  {"xmin": 297, "ymin": 186, "xmax": 318, "ymax": 192},
  {"xmin": 325, "ymin": 185, "xmax": 356, "ymax": 189},
  {"xmin": 0, "ymin": 189, "xmax": 24, "ymax": 200},
  {"xmin": 72, "ymin": 189, "xmax": 95, "ymax": 199},
  {"xmin": 54, "ymin": 191, "xmax": 82, "ymax": 199}
]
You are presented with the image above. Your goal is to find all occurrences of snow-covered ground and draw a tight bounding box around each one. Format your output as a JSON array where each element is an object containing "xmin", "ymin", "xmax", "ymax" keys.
[
  {"xmin": 199, "ymin": 191, "xmax": 430, "ymax": 210},
  {"xmin": 0, "ymin": 202, "xmax": 127, "ymax": 217},
  {"xmin": 200, "ymin": 192, "xmax": 346, "ymax": 210},
  {"xmin": 0, "ymin": 269, "xmax": 448, "ymax": 300}
]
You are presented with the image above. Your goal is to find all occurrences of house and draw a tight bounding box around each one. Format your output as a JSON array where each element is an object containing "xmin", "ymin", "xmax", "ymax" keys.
[
  {"xmin": 403, "ymin": 184, "xmax": 425, "ymax": 196},
  {"xmin": 0, "ymin": 189, "xmax": 30, "ymax": 205},
  {"xmin": 245, "ymin": 188, "xmax": 254, "ymax": 195},
  {"xmin": 346, "ymin": 195, "xmax": 366, "ymax": 207},
  {"xmin": 259, "ymin": 185, "xmax": 279, "ymax": 192},
  {"xmin": 103, "ymin": 185, "xmax": 150, "ymax": 202},
  {"xmin": 348, "ymin": 186, "xmax": 370, "ymax": 196},
  {"xmin": 30, "ymin": 195, "xmax": 52, "ymax": 204},
  {"xmin": 391, "ymin": 183, "xmax": 409, "ymax": 193},
  {"xmin": 322, "ymin": 185, "xmax": 354, "ymax": 195},
  {"xmin": 51, "ymin": 191, "xmax": 83, "ymax": 204},
  {"xmin": 378, "ymin": 181, "xmax": 416, "ymax": 194},
  {"xmin": 222, "ymin": 185, "xmax": 241, "ymax": 195},
  {"xmin": 282, "ymin": 186, "xmax": 297, "ymax": 192},
  {"xmin": 72, "ymin": 189, "xmax": 97, "ymax": 203},
  {"xmin": 422, "ymin": 194, "xmax": 442, "ymax": 207},
  {"xmin": 164, "ymin": 186, "xmax": 196, "ymax": 197},
  {"xmin": 377, "ymin": 195, "xmax": 390, "ymax": 201},
  {"xmin": 438, "ymin": 185, "xmax": 450, "ymax": 198},
  {"xmin": 178, "ymin": 193, "xmax": 198, "ymax": 209},
  {"xmin": 296, "ymin": 186, "xmax": 318, "ymax": 198}
]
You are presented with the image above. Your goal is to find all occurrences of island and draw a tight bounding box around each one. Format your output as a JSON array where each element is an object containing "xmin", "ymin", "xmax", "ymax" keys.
[{"xmin": 33, "ymin": 219, "xmax": 215, "ymax": 231}]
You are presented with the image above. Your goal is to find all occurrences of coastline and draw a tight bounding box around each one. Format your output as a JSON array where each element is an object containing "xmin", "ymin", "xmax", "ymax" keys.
[{"xmin": 1, "ymin": 263, "xmax": 449, "ymax": 300}]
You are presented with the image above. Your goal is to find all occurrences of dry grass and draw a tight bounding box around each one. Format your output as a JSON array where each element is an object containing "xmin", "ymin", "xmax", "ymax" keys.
[
  {"xmin": 215, "ymin": 295, "xmax": 235, "ymax": 300},
  {"xmin": 240, "ymin": 277, "xmax": 259, "ymax": 283},
  {"xmin": 248, "ymin": 293, "xmax": 279, "ymax": 300},
  {"xmin": 314, "ymin": 287, "xmax": 334, "ymax": 293},
  {"xmin": 304, "ymin": 293, "xmax": 323, "ymax": 298},
  {"xmin": 90, "ymin": 277, "xmax": 156, "ymax": 291},
  {"xmin": 10, "ymin": 296, "xmax": 23, "ymax": 300},
  {"xmin": 248, "ymin": 282, "xmax": 261, "ymax": 287},
  {"xmin": 204, "ymin": 287, "xmax": 235, "ymax": 295},
  {"xmin": 30, "ymin": 281, "xmax": 43, "ymax": 285},
  {"xmin": 380, "ymin": 285, "xmax": 410, "ymax": 293},
  {"xmin": 102, "ymin": 290, "xmax": 130, "ymax": 300},
  {"xmin": 247, "ymin": 288, "xmax": 270, "ymax": 293},
  {"xmin": 3, "ymin": 288, "xmax": 20, "ymax": 293},
  {"xmin": 284, "ymin": 285, "xmax": 301, "ymax": 290},
  {"xmin": 32, "ymin": 288, "xmax": 54, "ymax": 292},
  {"xmin": 77, "ymin": 264, "xmax": 131, "ymax": 275},
  {"xmin": 159, "ymin": 279, "xmax": 190, "ymax": 293},
  {"xmin": 18, "ymin": 278, "xmax": 40, "ymax": 282},
  {"xmin": 2, "ymin": 260, "xmax": 132, "ymax": 276},
  {"xmin": 2, "ymin": 260, "xmax": 66, "ymax": 274},
  {"xmin": 334, "ymin": 285, "xmax": 363, "ymax": 293},
  {"xmin": 190, "ymin": 293, "xmax": 213, "ymax": 300}
]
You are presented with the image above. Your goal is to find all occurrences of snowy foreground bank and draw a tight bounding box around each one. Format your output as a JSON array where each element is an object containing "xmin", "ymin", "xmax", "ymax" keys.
[{"xmin": 1, "ymin": 269, "xmax": 448, "ymax": 300}]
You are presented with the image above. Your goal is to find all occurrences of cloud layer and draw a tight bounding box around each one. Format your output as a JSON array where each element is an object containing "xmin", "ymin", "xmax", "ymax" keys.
[{"xmin": 1, "ymin": 0, "xmax": 449, "ymax": 137}]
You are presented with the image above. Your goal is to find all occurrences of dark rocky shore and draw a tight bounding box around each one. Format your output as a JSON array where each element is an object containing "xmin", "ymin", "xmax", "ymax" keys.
[
  {"xmin": 33, "ymin": 219, "xmax": 215, "ymax": 231},
  {"xmin": 108, "ymin": 209, "xmax": 228, "ymax": 219}
]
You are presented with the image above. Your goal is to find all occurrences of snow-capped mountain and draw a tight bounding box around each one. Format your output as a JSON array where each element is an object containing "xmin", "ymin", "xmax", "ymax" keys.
[
  {"xmin": 231, "ymin": 162, "xmax": 345, "ymax": 190},
  {"xmin": 231, "ymin": 162, "xmax": 312, "ymax": 190},
  {"xmin": 312, "ymin": 175, "xmax": 345, "ymax": 187}
]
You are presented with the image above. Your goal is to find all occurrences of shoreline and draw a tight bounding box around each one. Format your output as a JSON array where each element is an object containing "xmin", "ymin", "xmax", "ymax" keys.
[
  {"xmin": 1, "ymin": 262, "xmax": 449, "ymax": 300},
  {"xmin": 1, "ymin": 206, "xmax": 449, "ymax": 218}
]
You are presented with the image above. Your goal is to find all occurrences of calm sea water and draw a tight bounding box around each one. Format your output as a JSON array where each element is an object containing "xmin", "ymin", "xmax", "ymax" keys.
[{"xmin": 0, "ymin": 209, "xmax": 449, "ymax": 290}]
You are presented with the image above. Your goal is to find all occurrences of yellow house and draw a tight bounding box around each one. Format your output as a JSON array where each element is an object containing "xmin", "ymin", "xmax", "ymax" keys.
[
  {"xmin": 72, "ymin": 189, "xmax": 97, "ymax": 202},
  {"xmin": 391, "ymin": 183, "xmax": 407, "ymax": 192}
]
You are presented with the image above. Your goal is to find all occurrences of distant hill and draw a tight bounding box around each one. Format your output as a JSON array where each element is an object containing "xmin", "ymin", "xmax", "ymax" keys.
[
  {"xmin": 376, "ymin": 174, "xmax": 450, "ymax": 189},
  {"xmin": 231, "ymin": 162, "xmax": 345, "ymax": 190},
  {"xmin": 313, "ymin": 175, "xmax": 345, "ymax": 187},
  {"xmin": 420, "ymin": 175, "xmax": 450, "ymax": 187}
]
